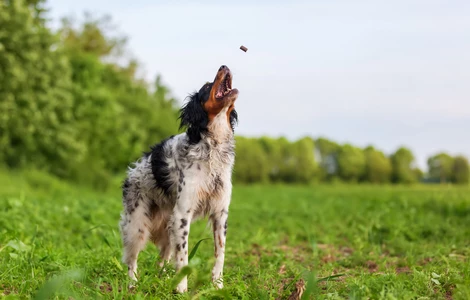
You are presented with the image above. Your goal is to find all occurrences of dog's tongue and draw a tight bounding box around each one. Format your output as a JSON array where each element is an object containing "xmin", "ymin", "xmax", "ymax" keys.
[{"xmin": 216, "ymin": 90, "xmax": 223, "ymax": 98}]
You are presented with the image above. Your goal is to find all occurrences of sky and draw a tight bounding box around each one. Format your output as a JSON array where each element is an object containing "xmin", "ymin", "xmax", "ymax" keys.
[{"xmin": 46, "ymin": 0, "xmax": 470, "ymax": 170}]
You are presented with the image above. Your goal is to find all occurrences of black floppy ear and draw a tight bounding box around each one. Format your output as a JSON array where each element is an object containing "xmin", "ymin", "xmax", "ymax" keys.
[
  {"xmin": 179, "ymin": 92, "xmax": 208, "ymax": 144},
  {"xmin": 229, "ymin": 109, "xmax": 238, "ymax": 131}
]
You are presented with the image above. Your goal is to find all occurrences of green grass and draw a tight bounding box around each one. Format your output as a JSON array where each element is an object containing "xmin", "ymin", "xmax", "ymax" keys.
[{"xmin": 1, "ymin": 170, "xmax": 470, "ymax": 299}]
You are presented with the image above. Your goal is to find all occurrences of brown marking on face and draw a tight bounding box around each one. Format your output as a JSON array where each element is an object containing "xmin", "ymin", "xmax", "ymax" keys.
[
  {"xmin": 203, "ymin": 66, "xmax": 238, "ymax": 123},
  {"xmin": 204, "ymin": 95, "xmax": 225, "ymax": 122}
]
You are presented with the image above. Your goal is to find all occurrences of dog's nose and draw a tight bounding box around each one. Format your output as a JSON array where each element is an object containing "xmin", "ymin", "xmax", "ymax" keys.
[{"xmin": 219, "ymin": 65, "xmax": 228, "ymax": 71}]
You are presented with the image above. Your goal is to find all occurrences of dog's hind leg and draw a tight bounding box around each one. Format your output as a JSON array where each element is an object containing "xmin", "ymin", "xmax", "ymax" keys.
[
  {"xmin": 119, "ymin": 180, "xmax": 151, "ymax": 282},
  {"xmin": 149, "ymin": 211, "xmax": 172, "ymax": 269},
  {"xmin": 158, "ymin": 235, "xmax": 172, "ymax": 269}
]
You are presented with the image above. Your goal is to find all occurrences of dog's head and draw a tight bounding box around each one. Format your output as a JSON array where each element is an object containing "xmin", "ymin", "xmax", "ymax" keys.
[{"xmin": 179, "ymin": 65, "xmax": 239, "ymax": 144}]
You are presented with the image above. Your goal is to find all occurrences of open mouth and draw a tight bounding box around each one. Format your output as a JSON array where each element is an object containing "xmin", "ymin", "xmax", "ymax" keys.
[{"xmin": 215, "ymin": 72, "xmax": 233, "ymax": 99}]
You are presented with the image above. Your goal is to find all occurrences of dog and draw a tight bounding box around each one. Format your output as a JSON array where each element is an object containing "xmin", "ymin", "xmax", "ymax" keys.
[{"xmin": 119, "ymin": 65, "xmax": 239, "ymax": 293}]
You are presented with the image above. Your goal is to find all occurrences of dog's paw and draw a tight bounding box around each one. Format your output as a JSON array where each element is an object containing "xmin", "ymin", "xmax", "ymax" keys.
[
  {"xmin": 175, "ymin": 285, "xmax": 187, "ymax": 293},
  {"xmin": 213, "ymin": 278, "xmax": 224, "ymax": 289},
  {"xmin": 128, "ymin": 271, "xmax": 138, "ymax": 282},
  {"xmin": 175, "ymin": 278, "xmax": 188, "ymax": 293}
]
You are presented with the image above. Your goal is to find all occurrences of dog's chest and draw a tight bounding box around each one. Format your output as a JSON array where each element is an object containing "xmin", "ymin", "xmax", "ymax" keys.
[
  {"xmin": 187, "ymin": 140, "xmax": 233, "ymax": 179},
  {"xmin": 176, "ymin": 138, "xmax": 234, "ymax": 200}
]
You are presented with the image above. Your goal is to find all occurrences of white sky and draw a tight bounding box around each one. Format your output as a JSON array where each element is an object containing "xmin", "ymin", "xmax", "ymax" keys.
[{"xmin": 46, "ymin": 0, "xmax": 470, "ymax": 170}]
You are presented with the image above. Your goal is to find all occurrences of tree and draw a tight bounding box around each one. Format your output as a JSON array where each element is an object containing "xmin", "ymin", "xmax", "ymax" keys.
[
  {"xmin": 337, "ymin": 144, "xmax": 366, "ymax": 182},
  {"xmin": 363, "ymin": 146, "xmax": 392, "ymax": 183},
  {"xmin": 233, "ymin": 137, "xmax": 270, "ymax": 183},
  {"xmin": 0, "ymin": 6, "xmax": 180, "ymax": 188},
  {"xmin": 314, "ymin": 137, "xmax": 340, "ymax": 181},
  {"xmin": 59, "ymin": 13, "xmax": 180, "ymax": 178},
  {"xmin": 0, "ymin": 0, "xmax": 83, "ymax": 175},
  {"xmin": 289, "ymin": 137, "xmax": 317, "ymax": 183},
  {"xmin": 276, "ymin": 137, "xmax": 297, "ymax": 183},
  {"xmin": 413, "ymin": 167, "xmax": 424, "ymax": 182},
  {"xmin": 427, "ymin": 153, "xmax": 454, "ymax": 183},
  {"xmin": 451, "ymin": 156, "xmax": 469, "ymax": 184},
  {"xmin": 58, "ymin": 12, "xmax": 127, "ymax": 59},
  {"xmin": 390, "ymin": 147, "xmax": 417, "ymax": 184},
  {"xmin": 258, "ymin": 136, "xmax": 283, "ymax": 182}
]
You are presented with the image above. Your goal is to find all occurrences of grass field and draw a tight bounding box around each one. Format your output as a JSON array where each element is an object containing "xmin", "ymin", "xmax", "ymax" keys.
[{"xmin": 1, "ymin": 170, "xmax": 470, "ymax": 299}]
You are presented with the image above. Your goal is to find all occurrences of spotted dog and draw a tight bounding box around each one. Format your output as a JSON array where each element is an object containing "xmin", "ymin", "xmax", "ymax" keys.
[{"xmin": 119, "ymin": 65, "xmax": 239, "ymax": 293}]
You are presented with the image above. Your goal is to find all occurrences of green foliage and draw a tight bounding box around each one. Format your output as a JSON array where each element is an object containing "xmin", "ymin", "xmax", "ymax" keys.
[
  {"xmin": 413, "ymin": 167, "xmax": 424, "ymax": 182},
  {"xmin": 337, "ymin": 144, "xmax": 366, "ymax": 182},
  {"xmin": 0, "ymin": 3, "xmax": 179, "ymax": 188},
  {"xmin": 289, "ymin": 137, "xmax": 317, "ymax": 183},
  {"xmin": 59, "ymin": 13, "xmax": 179, "ymax": 180},
  {"xmin": 58, "ymin": 13, "xmax": 127, "ymax": 58},
  {"xmin": 314, "ymin": 137, "xmax": 340, "ymax": 180},
  {"xmin": 233, "ymin": 136, "xmax": 270, "ymax": 183},
  {"xmin": 363, "ymin": 146, "xmax": 392, "ymax": 183},
  {"xmin": 0, "ymin": 0, "xmax": 82, "ymax": 174},
  {"xmin": 390, "ymin": 147, "xmax": 418, "ymax": 184},
  {"xmin": 427, "ymin": 152, "xmax": 454, "ymax": 183},
  {"xmin": 452, "ymin": 155, "xmax": 469, "ymax": 184},
  {"xmin": 1, "ymin": 170, "xmax": 470, "ymax": 298},
  {"xmin": 258, "ymin": 136, "xmax": 284, "ymax": 181},
  {"xmin": 0, "ymin": 0, "xmax": 468, "ymax": 187},
  {"xmin": 234, "ymin": 136, "xmax": 318, "ymax": 184},
  {"xmin": 275, "ymin": 136, "xmax": 297, "ymax": 182}
]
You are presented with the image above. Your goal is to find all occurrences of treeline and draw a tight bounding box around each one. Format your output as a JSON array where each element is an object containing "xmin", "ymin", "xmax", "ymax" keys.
[
  {"xmin": 234, "ymin": 136, "xmax": 470, "ymax": 185},
  {"xmin": 1, "ymin": 1, "xmax": 180, "ymax": 189},
  {"xmin": 1, "ymin": 1, "xmax": 468, "ymax": 188}
]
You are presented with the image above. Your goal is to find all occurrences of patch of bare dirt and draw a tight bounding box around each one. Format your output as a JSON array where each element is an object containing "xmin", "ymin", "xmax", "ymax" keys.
[
  {"xmin": 315, "ymin": 244, "xmax": 355, "ymax": 264},
  {"xmin": 419, "ymin": 257, "xmax": 433, "ymax": 265},
  {"xmin": 321, "ymin": 253, "xmax": 336, "ymax": 263},
  {"xmin": 444, "ymin": 284, "xmax": 455, "ymax": 300},
  {"xmin": 341, "ymin": 247, "xmax": 354, "ymax": 256},
  {"xmin": 245, "ymin": 243, "xmax": 274, "ymax": 265},
  {"xmin": 316, "ymin": 243, "xmax": 331, "ymax": 250},
  {"xmin": 1, "ymin": 287, "xmax": 10, "ymax": 296},
  {"xmin": 395, "ymin": 266, "xmax": 411, "ymax": 274},
  {"xmin": 99, "ymin": 282, "xmax": 114, "ymax": 293},
  {"xmin": 365, "ymin": 260, "xmax": 378, "ymax": 273},
  {"xmin": 1, "ymin": 284, "xmax": 16, "ymax": 296},
  {"xmin": 278, "ymin": 244, "xmax": 313, "ymax": 263}
]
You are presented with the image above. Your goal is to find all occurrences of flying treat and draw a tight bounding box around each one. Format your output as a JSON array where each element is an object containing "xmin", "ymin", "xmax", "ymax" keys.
[{"xmin": 240, "ymin": 45, "xmax": 248, "ymax": 52}]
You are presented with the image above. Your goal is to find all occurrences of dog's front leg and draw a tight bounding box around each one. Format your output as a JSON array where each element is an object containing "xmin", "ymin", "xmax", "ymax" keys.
[
  {"xmin": 211, "ymin": 192, "xmax": 231, "ymax": 289},
  {"xmin": 171, "ymin": 189, "xmax": 193, "ymax": 293}
]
